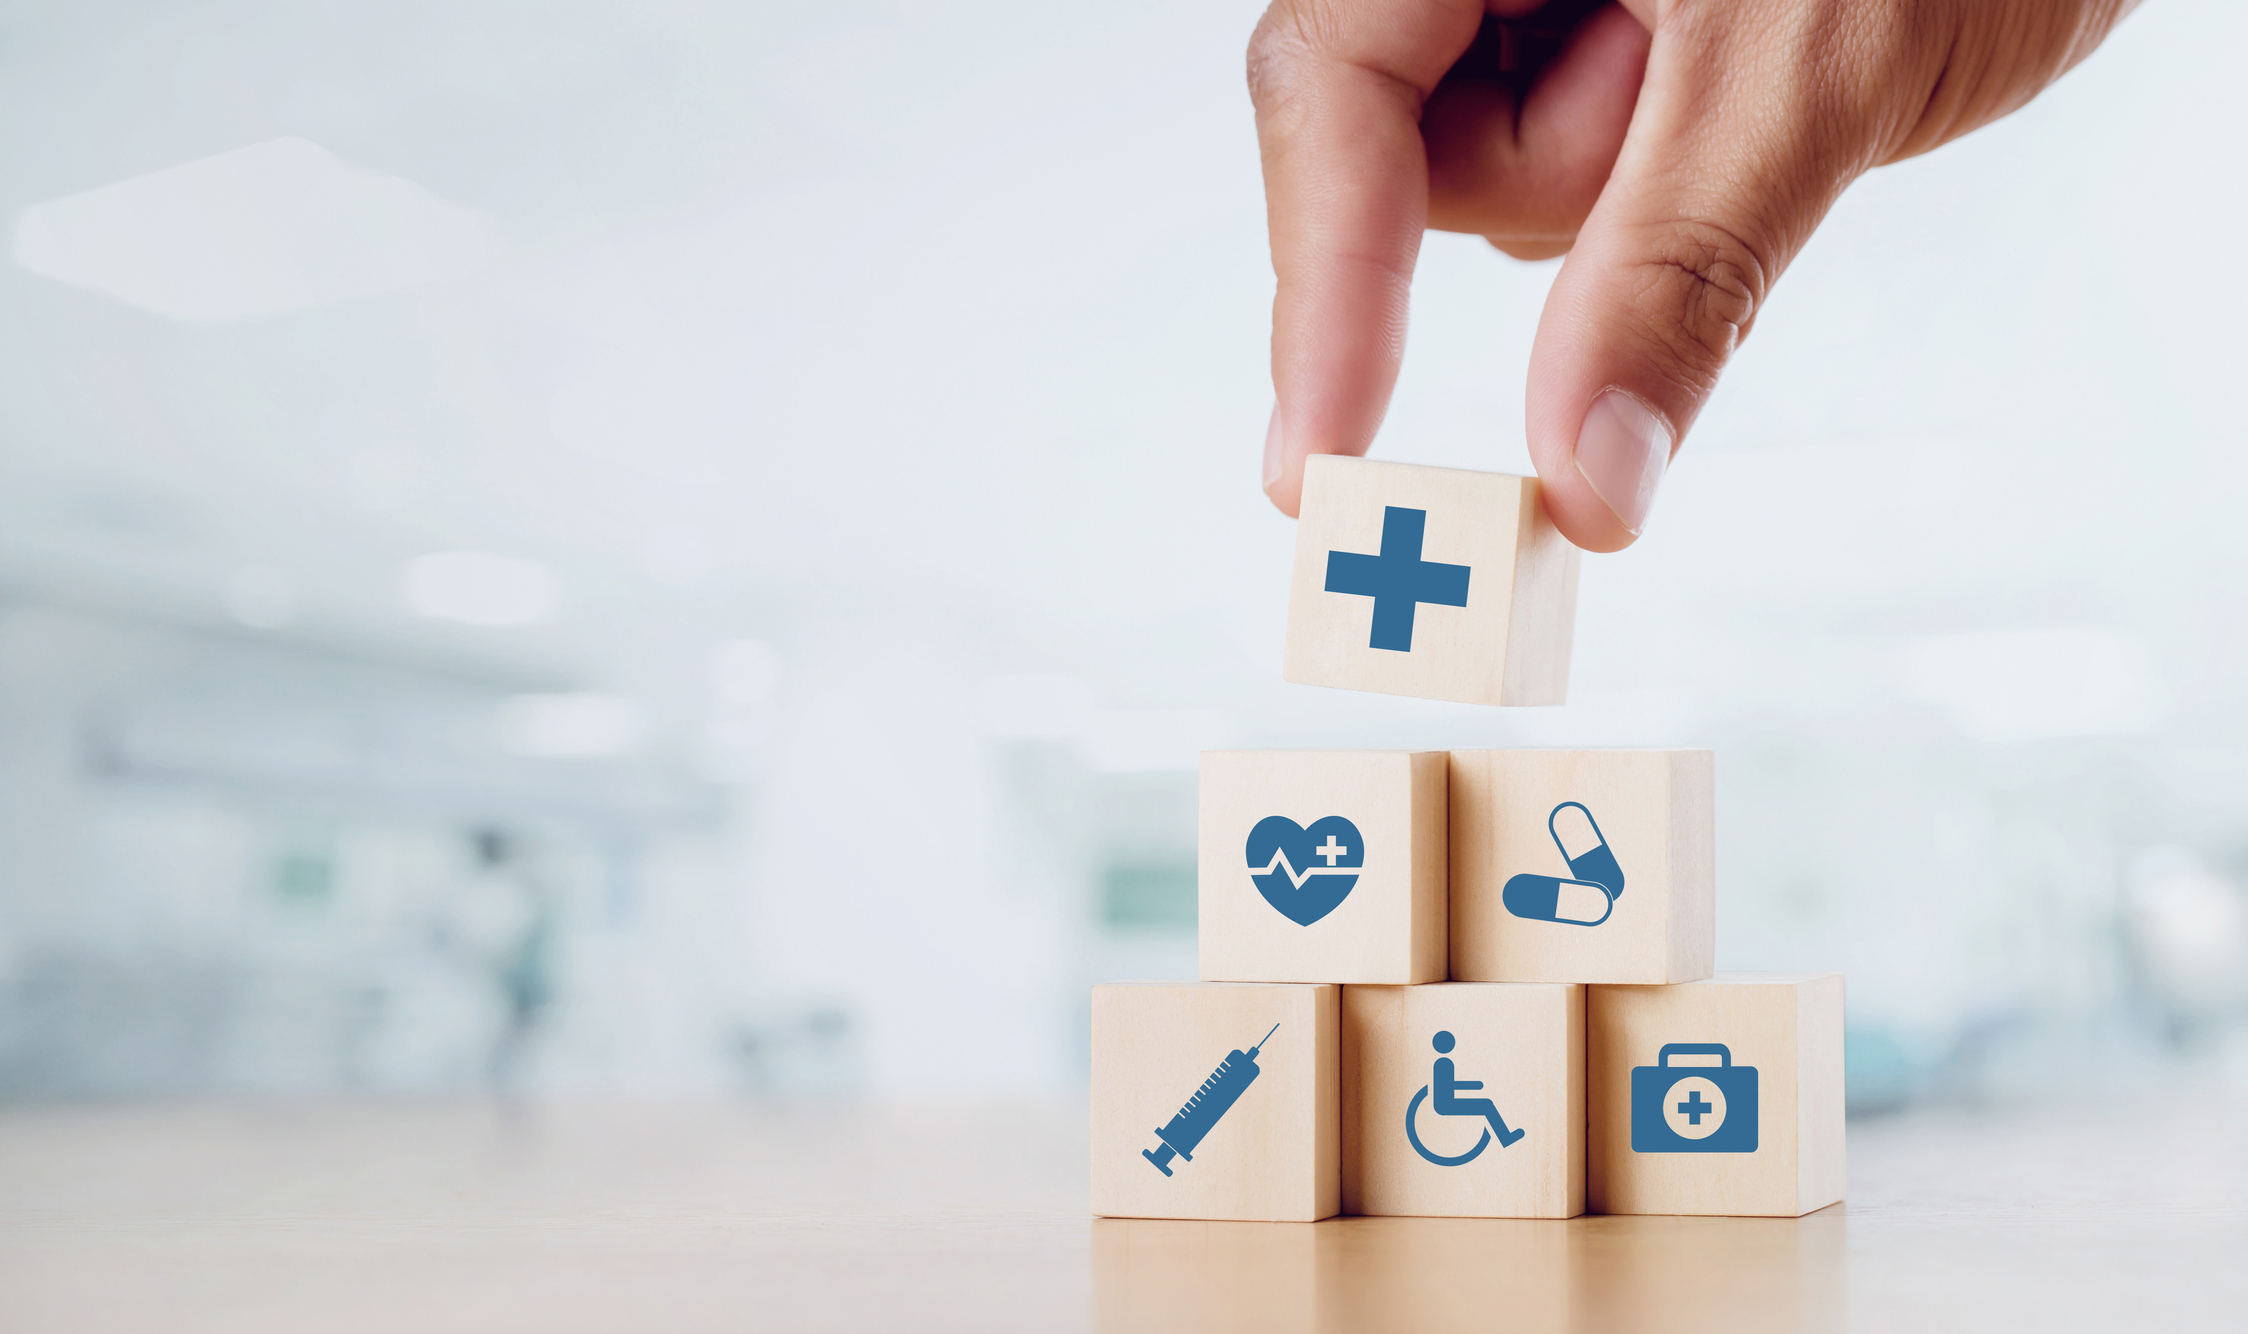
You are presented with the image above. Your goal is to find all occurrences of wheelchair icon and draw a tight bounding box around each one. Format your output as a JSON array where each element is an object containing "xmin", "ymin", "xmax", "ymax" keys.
[{"xmin": 1404, "ymin": 1031, "xmax": 1525, "ymax": 1167}]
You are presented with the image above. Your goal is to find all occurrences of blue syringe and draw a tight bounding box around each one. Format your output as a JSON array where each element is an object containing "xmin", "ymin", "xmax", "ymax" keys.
[{"xmin": 1143, "ymin": 1023, "xmax": 1280, "ymax": 1176}]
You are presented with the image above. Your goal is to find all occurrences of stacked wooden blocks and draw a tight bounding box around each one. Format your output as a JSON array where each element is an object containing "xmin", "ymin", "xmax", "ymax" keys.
[{"xmin": 1092, "ymin": 456, "xmax": 1844, "ymax": 1222}]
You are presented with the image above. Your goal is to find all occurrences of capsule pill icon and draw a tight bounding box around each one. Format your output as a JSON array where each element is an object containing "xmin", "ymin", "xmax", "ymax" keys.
[
  {"xmin": 1502, "ymin": 802, "xmax": 1624, "ymax": 928},
  {"xmin": 1550, "ymin": 802, "xmax": 1623, "ymax": 899},
  {"xmin": 1502, "ymin": 873, "xmax": 1616, "ymax": 926}
]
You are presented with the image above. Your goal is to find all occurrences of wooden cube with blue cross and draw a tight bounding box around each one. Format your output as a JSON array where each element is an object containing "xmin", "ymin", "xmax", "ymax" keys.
[{"xmin": 1284, "ymin": 455, "xmax": 1579, "ymax": 706}]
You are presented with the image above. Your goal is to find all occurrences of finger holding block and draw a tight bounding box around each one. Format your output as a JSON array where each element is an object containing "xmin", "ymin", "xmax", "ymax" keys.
[
  {"xmin": 1092, "ymin": 983, "xmax": 1340, "ymax": 1222},
  {"xmin": 1451, "ymin": 749, "xmax": 1715, "ymax": 984},
  {"xmin": 1588, "ymin": 973, "xmax": 1846, "ymax": 1217},
  {"xmin": 1284, "ymin": 456, "xmax": 1580, "ymax": 707},
  {"xmin": 1342, "ymin": 982, "xmax": 1585, "ymax": 1219},
  {"xmin": 1199, "ymin": 751, "xmax": 1448, "ymax": 985}
]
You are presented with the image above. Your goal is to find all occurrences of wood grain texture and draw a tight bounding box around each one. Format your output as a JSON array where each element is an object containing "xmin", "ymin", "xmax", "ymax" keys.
[
  {"xmin": 1500, "ymin": 481, "xmax": 1581, "ymax": 706},
  {"xmin": 1587, "ymin": 974, "xmax": 1846, "ymax": 1217},
  {"xmin": 1283, "ymin": 456, "xmax": 1578, "ymax": 707},
  {"xmin": 1451, "ymin": 749, "xmax": 1715, "ymax": 985},
  {"xmin": 1341, "ymin": 982, "xmax": 1585, "ymax": 1219},
  {"xmin": 1198, "ymin": 751, "xmax": 1447, "ymax": 985},
  {"xmin": 4, "ymin": 1095, "xmax": 2247, "ymax": 1332},
  {"xmin": 1091, "ymin": 982, "xmax": 1339, "ymax": 1222}
]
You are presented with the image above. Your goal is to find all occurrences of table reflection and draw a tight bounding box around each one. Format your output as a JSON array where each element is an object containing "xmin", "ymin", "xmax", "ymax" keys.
[{"xmin": 1094, "ymin": 1207, "xmax": 1845, "ymax": 1333}]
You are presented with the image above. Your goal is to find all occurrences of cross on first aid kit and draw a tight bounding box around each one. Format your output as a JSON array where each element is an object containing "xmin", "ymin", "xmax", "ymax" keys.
[{"xmin": 1630, "ymin": 1043, "xmax": 1759, "ymax": 1154}]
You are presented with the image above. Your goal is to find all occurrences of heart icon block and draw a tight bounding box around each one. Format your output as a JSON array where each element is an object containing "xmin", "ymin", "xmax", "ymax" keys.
[{"xmin": 1245, "ymin": 815, "xmax": 1365, "ymax": 926}]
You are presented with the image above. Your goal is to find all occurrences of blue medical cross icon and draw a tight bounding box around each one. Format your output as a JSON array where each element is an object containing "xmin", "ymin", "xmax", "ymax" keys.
[
  {"xmin": 1323, "ymin": 507, "xmax": 1471, "ymax": 652},
  {"xmin": 1677, "ymin": 1089, "xmax": 1714, "ymax": 1125}
]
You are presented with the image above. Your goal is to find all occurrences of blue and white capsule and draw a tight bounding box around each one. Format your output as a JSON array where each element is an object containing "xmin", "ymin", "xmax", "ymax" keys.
[{"xmin": 1502, "ymin": 801, "xmax": 1625, "ymax": 927}]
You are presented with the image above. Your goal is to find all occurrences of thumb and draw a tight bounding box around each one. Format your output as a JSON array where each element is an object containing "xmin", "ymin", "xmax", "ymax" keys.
[{"xmin": 1524, "ymin": 4, "xmax": 1867, "ymax": 551}]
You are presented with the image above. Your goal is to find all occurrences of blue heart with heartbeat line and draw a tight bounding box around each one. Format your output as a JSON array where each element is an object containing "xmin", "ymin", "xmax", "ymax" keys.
[{"xmin": 1246, "ymin": 815, "xmax": 1365, "ymax": 926}]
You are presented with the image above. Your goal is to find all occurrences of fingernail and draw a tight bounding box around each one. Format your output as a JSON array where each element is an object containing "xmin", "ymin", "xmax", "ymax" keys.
[
  {"xmin": 1262, "ymin": 402, "xmax": 1285, "ymax": 492},
  {"xmin": 1573, "ymin": 390, "xmax": 1671, "ymax": 534}
]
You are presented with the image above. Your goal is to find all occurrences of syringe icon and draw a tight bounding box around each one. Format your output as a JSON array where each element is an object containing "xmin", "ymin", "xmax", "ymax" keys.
[{"xmin": 1143, "ymin": 1023, "xmax": 1280, "ymax": 1176}]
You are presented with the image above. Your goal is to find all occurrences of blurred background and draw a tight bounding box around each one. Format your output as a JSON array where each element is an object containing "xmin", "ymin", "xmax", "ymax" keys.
[{"xmin": 0, "ymin": 0, "xmax": 2243, "ymax": 1115}]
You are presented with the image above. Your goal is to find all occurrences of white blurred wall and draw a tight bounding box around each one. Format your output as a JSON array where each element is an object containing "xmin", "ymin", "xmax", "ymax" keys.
[{"xmin": 1, "ymin": 0, "xmax": 2245, "ymax": 1102}]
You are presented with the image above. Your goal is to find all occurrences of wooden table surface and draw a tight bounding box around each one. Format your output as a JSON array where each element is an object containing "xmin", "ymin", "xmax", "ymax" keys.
[{"xmin": 2, "ymin": 1094, "xmax": 2243, "ymax": 1332}]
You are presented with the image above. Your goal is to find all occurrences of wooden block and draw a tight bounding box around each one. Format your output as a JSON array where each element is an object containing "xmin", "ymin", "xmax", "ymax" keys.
[
  {"xmin": 1587, "ymin": 973, "xmax": 1846, "ymax": 1217},
  {"xmin": 1450, "ymin": 749, "xmax": 1714, "ymax": 984},
  {"xmin": 1284, "ymin": 455, "xmax": 1579, "ymax": 707},
  {"xmin": 1198, "ymin": 751, "xmax": 1447, "ymax": 985},
  {"xmin": 1341, "ymin": 982, "xmax": 1584, "ymax": 1218},
  {"xmin": 1091, "ymin": 982, "xmax": 1339, "ymax": 1222}
]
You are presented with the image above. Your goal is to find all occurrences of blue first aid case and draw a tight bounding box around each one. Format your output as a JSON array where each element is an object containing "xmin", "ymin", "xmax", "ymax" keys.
[{"xmin": 1630, "ymin": 1043, "xmax": 1758, "ymax": 1153}]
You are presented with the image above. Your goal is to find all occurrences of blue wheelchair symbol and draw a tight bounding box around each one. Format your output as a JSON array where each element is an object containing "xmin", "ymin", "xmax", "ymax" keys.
[{"xmin": 1404, "ymin": 1031, "xmax": 1526, "ymax": 1166}]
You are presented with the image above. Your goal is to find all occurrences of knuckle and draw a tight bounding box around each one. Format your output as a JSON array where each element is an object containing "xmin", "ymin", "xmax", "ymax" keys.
[
  {"xmin": 1626, "ymin": 219, "xmax": 1772, "ymax": 391},
  {"xmin": 1650, "ymin": 0, "xmax": 1750, "ymax": 58},
  {"xmin": 1244, "ymin": 4, "xmax": 1319, "ymax": 109},
  {"xmin": 1247, "ymin": 0, "xmax": 1440, "ymax": 135},
  {"xmin": 1660, "ymin": 0, "xmax": 1920, "ymax": 168}
]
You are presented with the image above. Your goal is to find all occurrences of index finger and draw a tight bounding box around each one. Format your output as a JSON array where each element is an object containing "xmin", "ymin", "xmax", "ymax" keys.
[{"xmin": 1248, "ymin": 0, "xmax": 1488, "ymax": 516}]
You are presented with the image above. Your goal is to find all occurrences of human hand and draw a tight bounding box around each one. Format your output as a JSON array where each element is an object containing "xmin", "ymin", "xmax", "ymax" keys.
[{"xmin": 1250, "ymin": 0, "xmax": 2141, "ymax": 550}]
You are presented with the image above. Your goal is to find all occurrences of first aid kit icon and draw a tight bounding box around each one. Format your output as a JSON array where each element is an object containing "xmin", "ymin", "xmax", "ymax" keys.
[{"xmin": 1630, "ymin": 1043, "xmax": 1759, "ymax": 1154}]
